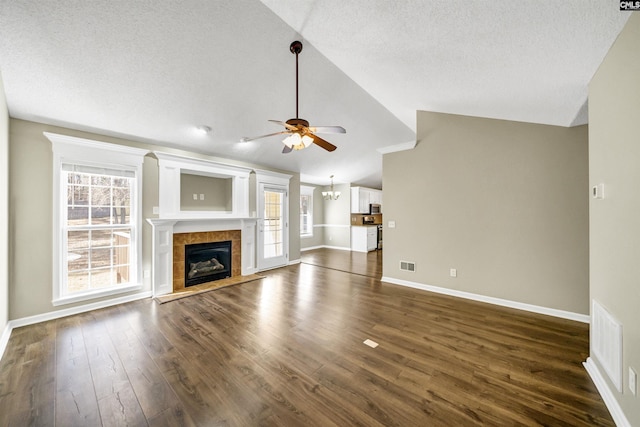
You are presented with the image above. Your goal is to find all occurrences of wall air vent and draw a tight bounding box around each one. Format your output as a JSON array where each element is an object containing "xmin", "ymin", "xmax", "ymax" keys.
[
  {"xmin": 400, "ymin": 261, "xmax": 415, "ymax": 272},
  {"xmin": 592, "ymin": 300, "xmax": 623, "ymax": 392}
]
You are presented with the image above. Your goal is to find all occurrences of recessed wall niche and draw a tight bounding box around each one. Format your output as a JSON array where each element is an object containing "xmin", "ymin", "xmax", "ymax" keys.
[
  {"xmin": 154, "ymin": 152, "xmax": 252, "ymax": 219},
  {"xmin": 180, "ymin": 172, "xmax": 232, "ymax": 212}
]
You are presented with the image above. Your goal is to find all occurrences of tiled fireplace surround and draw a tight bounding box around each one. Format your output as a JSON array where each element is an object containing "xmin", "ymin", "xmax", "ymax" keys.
[
  {"xmin": 147, "ymin": 218, "xmax": 257, "ymax": 297},
  {"xmin": 173, "ymin": 230, "xmax": 241, "ymax": 291},
  {"xmin": 147, "ymin": 152, "xmax": 288, "ymax": 297}
]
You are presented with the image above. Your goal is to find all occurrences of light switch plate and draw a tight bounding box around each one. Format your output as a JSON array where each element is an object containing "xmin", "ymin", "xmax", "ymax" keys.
[
  {"xmin": 592, "ymin": 183, "xmax": 605, "ymax": 199},
  {"xmin": 388, "ymin": 221, "xmax": 396, "ymax": 228}
]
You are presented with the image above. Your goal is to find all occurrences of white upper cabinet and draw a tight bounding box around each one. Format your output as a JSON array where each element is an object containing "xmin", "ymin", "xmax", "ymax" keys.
[{"xmin": 351, "ymin": 186, "xmax": 383, "ymax": 213}]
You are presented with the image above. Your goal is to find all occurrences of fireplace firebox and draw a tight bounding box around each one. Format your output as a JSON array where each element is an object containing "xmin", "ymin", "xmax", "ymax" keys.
[{"xmin": 184, "ymin": 240, "xmax": 232, "ymax": 287}]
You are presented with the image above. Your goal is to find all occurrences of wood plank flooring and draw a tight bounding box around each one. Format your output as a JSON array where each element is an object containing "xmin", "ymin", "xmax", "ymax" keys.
[
  {"xmin": 0, "ymin": 249, "xmax": 612, "ymax": 426},
  {"xmin": 301, "ymin": 247, "xmax": 382, "ymax": 278}
]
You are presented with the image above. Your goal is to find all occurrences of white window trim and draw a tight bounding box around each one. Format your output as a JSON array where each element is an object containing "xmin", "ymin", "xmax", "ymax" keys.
[
  {"xmin": 45, "ymin": 132, "xmax": 148, "ymax": 306},
  {"xmin": 300, "ymin": 185, "xmax": 315, "ymax": 238}
]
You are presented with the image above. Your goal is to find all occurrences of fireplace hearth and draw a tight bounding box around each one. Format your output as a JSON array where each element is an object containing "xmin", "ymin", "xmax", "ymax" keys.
[{"xmin": 184, "ymin": 240, "xmax": 232, "ymax": 287}]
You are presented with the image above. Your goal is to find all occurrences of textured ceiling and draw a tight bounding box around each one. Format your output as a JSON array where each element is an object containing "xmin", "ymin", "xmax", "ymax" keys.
[{"xmin": 0, "ymin": 1, "xmax": 630, "ymax": 188}]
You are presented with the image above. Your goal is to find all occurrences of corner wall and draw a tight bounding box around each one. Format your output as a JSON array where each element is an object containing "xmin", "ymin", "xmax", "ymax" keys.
[
  {"xmin": 588, "ymin": 13, "xmax": 640, "ymax": 425},
  {"xmin": 0, "ymin": 70, "xmax": 9, "ymax": 345},
  {"xmin": 383, "ymin": 111, "xmax": 589, "ymax": 315},
  {"xmin": 300, "ymin": 183, "xmax": 325, "ymax": 250}
]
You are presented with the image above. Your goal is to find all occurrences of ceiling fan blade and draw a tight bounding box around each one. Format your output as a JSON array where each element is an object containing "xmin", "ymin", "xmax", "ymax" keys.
[
  {"xmin": 309, "ymin": 133, "xmax": 337, "ymax": 152},
  {"xmin": 240, "ymin": 131, "xmax": 290, "ymax": 142},
  {"xmin": 282, "ymin": 145, "xmax": 293, "ymax": 154},
  {"xmin": 308, "ymin": 126, "xmax": 346, "ymax": 134},
  {"xmin": 268, "ymin": 120, "xmax": 298, "ymax": 131}
]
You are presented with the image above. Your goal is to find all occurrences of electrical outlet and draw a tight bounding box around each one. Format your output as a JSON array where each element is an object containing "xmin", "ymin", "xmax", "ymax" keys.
[
  {"xmin": 199, "ymin": 193, "xmax": 205, "ymax": 200},
  {"xmin": 630, "ymin": 367, "xmax": 637, "ymax": 396},
  {"xmin": 192, "ymin": 193, "xmax": 198, "ymax": 200},
  {"xmin": 450, "ymin": 268, "xmax": 457, "ymax": 277},
  {"xmin": 143, "ymin": 270, "xmax": 150, "ymax": 279}
]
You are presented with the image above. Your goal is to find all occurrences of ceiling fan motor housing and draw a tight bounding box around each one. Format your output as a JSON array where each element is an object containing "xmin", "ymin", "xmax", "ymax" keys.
[{"xmin": 286, "ymin": 118, "xmax": 309, "ymax": 129}]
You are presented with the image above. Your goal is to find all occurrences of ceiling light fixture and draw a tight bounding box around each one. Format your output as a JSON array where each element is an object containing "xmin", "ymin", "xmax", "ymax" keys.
[
  {"xmin": 195, "ymin": 125, "xmax": 212, "ymax": 135},
  {"xmin": 283, "ymin": 132, "xmax": 314, "ymax": 150},
  {"xmin": 241, "ymin": 41, "xmax": 345, "ymax": 152},
  {"xmin": 322, "ymin": 175, "xmax": 341, "ymax": 200}
]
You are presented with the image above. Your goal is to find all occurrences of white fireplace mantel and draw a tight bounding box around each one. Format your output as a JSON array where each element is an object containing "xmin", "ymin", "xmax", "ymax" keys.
[{"xmin": 147, "ymin": 217, "xmax": 257, "ymax": 297}]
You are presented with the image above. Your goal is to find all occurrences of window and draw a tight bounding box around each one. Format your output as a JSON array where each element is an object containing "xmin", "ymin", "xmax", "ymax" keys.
[
  {"xmin": 46, "ymin": 132, "xmax": 148, "ymax": 305},
  {"xmin": 300, "ymin": 185, "xmax": 314, "ymax": 237},
  {"xmin": 65, "ymin": 167, "xmax": 133, "ymax": 293}
]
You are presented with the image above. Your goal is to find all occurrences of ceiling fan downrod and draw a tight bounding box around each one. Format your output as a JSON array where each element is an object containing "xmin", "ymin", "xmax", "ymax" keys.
[{"xmin": 290, "ymin": 41, "xmax": 303, "ymax": 119}]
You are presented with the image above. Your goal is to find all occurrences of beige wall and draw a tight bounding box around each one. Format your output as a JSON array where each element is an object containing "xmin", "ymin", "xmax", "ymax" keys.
[
  {"xmin": 8, "ymin": 118, "xmax": 300, "ymax": 320},
  {"xmin": 299, "ymin": 182, "xmax": 351, "ymax": 250},
  {"xmin": 0, "ymin": 71, "xmax": 8, "ymax": 336},
  {"xmin": 288, "ymin": 174, "xmax": 301, "ymax": 260},
  {"xmin": 589, "ymin": 13, "xmax": 640, "ymax": 424},
  {"xmin": 322, "ymin": 183, "xmax": 351, "ymax": 249},
  {"xmin": 300, "ymin": 183, "xmax": 325, "ymax": 250},
  {"xmin": 383, "ymin": 111, "xmax": 589, "ymax": 314},
  {"xmin": 180, "ymin": 174, "xmax": 232, "ymax": 211}
]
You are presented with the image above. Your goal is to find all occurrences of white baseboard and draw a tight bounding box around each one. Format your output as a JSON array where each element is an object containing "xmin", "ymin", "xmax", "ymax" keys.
[
  {"xmin": 0, "ymin": 321, "xmax": 11, "ymax": 361},
  {"xmin": 584, "ymin": 357, "xmax": 631, "ymax": 427},
  {"xmin": 301, "ymin": 245, "xmax": 352, "ymax": 252},
  {"xmin": 0, "ymin": 290, "xmax": 152, "ymax": 362},
  {"xmin": 323, "ymin": 245, "xmax": 351, "ymax": 251},
  {"xmin": 380, "ymin": 276, "xmax": 590, "ymax": 323},
  {"xmin": 288, "ymin": 259, "xmax": 301, "ymax": 266}
]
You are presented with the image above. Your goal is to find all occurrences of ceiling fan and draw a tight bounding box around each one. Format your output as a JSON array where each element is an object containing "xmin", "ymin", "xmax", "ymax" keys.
[{"xmin": 241, "ymin": 40, "xmax": 345, "ymax": 153}]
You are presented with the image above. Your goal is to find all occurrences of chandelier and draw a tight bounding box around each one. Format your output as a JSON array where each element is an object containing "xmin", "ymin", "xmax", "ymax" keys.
[{"xmin": 322, "ymin": 175, "xmax": 341, "ymax": 200}]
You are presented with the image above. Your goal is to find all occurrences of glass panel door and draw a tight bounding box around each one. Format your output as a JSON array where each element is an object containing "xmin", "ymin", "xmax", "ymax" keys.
[
  {"xmin": 258, "ymin": 184, "xmax": 288, "ymax": 270},
  {"xmin": 263, "ymin": 190, "xmax": 283, "ymax": 258}
]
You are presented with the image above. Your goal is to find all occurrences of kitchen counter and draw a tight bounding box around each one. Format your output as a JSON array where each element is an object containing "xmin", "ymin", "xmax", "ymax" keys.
[
  {"xmin": 350, "ymin": 213, "xmax": 382, "ymax": 226},
  {"xmin": 351, "ymin": 224, "xmax": 380, "ymax": 252}
]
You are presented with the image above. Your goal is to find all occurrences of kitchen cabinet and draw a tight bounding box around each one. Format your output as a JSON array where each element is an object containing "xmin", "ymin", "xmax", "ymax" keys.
[
  {"xmin": 351, "ymin": 225, "xmax": 378, "ymax": 252},
  {"xmin": 351, "ymin": 187, "xmax": 383, "ymax": 213}
]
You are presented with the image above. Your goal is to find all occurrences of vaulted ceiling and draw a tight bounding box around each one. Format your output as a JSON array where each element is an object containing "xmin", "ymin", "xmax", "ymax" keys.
[{"xmin": 0, "ymin": 1, "xmax": 629, "ymax": 188}]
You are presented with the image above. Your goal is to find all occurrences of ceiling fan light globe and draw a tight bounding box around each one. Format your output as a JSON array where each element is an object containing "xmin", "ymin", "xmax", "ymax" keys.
[
  {"xmin": 301, "ymin": 135, "xmax": 313, "ymax": 147},
  {"xmin": 282, "ymin": 133, "xmax": 296, "ymax": 148}
]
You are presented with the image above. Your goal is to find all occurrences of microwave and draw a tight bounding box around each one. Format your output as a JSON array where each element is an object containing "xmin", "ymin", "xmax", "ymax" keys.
[{"xmin": 369, "ymin": 203, "xmax": 381, "ymax": 214}]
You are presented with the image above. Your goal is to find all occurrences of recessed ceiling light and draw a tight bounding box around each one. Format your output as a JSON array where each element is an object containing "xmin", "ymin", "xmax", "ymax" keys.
[{"xmin": 195, "ymin": 125, "xmax": 212, "ymax": 135}]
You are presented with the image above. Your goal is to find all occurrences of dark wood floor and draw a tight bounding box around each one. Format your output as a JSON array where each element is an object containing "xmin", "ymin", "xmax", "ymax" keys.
[
  {"xmin": 301, "ymin": 247, "xmax": 383, "ymax": 278},
  {"xmin": 0, "ymin": 249, "xmax": 612, "ymax": 426}
]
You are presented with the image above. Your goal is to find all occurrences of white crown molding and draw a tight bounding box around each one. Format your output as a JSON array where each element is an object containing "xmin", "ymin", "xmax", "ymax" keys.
[
  {"xmin": 44, "ymin": 132, "xmax": 150, "ymax": 159},
  {"xmin": 154, "ymin": 151, "xmax": 254, "ymax": 176},
  {"xmin": 377, "ymin": 140, "xmax": 417, "ymax": 154},
  {"xmin": 254, "ymin": 169, "xmax": 293, "ymax": 185}
]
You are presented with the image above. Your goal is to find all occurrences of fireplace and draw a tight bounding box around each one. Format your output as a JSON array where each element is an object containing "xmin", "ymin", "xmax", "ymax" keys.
[{"xmin": 184, "ymin": 240, "xmax": 232, "ymax": 287}]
